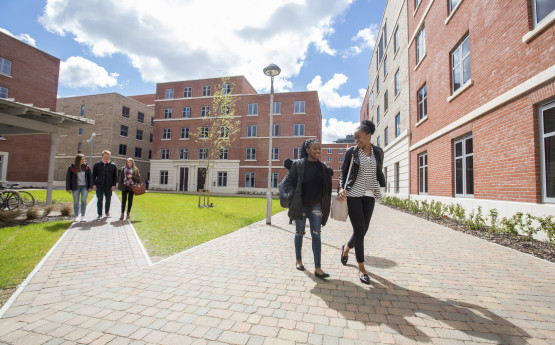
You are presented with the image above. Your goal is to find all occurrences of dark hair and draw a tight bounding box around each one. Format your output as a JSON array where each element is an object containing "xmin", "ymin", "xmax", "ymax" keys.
[
  {"xmin": 301, "ymin": 138, "xmax": 319, "ymax": 158},
  {"xmin": 73, "ymin": 154, "xmax": 85, "ymax": 173},
  {"xmin": 283, "ymin": 158, "xmax": 293, "ymax": 170},
  {"xmin": 356, "ymin": 119, "xmax": 375, "ymax": 135}
]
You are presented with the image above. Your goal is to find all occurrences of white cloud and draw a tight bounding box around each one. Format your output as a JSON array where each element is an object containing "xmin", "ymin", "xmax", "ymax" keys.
[
  {"xmin": 59, "ymin": 56, "xmax": 119, "ymax": 89},
  {"xmin": 342, "ymin": 24, "xmax": 377, "ymax": 58},
  {"xmin": 307, "ymin": 73, "xmax": 362, "ymax": 109},
  {"xmin": 0, "ymin": 27, "xmax": 36, "ymax": 46},
  {"xmin": 39, "ymin": 0, "xmax": 353, "ymax": 92},
  {"xmin": 322, "ymin": 118, "xmax": 358, "ymax": 143}
]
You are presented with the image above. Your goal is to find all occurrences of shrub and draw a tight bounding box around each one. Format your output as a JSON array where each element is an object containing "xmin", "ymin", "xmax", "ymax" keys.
[
  {"xmin": 0, "ymin": 209, "xmax": 22, "ymax": 222},
  {"xmin": 454, "ymin": 204, "xmax": 466, "ymax": 223},
  {"xmin": 536, "ymin": 216, "xmax": 555, "ymax": 243},
  {"xmin": 489, "ymin": 209, "xmax": 500, "ymax": 233},
  {"xmin": 60, "ymin": 203, "xmax": 73, "ymax": 216},
  {"xmin": 42, "ymin": 204, "xmax": 56, "ymax": 217},
  {"xmin": 26, "ymin": 207, "xmax": 40, "ymax": 220}
]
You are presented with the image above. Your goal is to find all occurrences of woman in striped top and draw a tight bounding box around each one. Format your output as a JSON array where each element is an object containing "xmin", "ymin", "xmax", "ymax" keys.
[{"xmin": 337, "ymin": 120, "xmax": 385, "ymax": 284}]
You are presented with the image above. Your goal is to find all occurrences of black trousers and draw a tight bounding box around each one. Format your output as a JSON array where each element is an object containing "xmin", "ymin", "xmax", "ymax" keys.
[
  {"xmin": 346, "ymin": 196, "xmax": 375, "ymax": 263},
  {"xmin": 96, "ymin": 186, "xmax": 112, "ymax": 216},
  {"xmin": 121, "ymin": 190, "xmax": 134, "ymax": 213}
]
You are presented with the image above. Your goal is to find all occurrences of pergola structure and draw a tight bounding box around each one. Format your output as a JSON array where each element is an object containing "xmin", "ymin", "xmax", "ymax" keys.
[{"xmin": 0, "ymin": 97, "xmax": 94, "ymax": 205}]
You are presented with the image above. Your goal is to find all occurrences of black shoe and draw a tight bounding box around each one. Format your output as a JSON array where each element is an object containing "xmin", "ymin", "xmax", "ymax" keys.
[
  {"xmin": 360, "ymin": 273, "xmax": 370, "ymax": 285},
  {"xmin": 341, "ymin": 245, "xmax": 348, "ymax": 266},
  {"xmin": 315, "ymin": 272, "xmax": 330, "ymax": 279},
  {"xmin": 296, "ymin": 265, "xmax": 305, "ymax": 271}
]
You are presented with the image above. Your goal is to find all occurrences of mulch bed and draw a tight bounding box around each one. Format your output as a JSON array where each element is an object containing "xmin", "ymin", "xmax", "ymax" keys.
[{"xmin": 384, "ymin": 204, "xmax": 555, "ymax": 263}]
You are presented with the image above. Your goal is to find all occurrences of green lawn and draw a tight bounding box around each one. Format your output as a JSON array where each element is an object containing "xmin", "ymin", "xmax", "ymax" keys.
[{"xmin": 25, "ymin": 189, "xmax": 94, "ymax": 204}]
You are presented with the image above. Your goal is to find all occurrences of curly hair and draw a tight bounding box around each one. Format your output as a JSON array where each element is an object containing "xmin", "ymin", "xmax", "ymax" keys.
[
  {"xmin": 356, "ymin": 119, "xmax": 376, "ymax": 135},
  {"xmin": 301, "ymin": 138, "xmax": 319, "ymax": 158}
]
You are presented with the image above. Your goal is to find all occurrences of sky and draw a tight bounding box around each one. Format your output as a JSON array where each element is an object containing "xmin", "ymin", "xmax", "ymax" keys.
[{"xmin": 0, "ymin": 0, "xmax": 386, "ymax": 143}]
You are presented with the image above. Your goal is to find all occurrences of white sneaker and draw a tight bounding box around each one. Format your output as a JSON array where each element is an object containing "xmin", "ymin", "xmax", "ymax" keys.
[
  {"xmin": 74, "ymin": 216, "xmax": 80, "ymax": 222},
  {"xmin": 80, "ymin": 215, "xmax": 86, "ymax": 222}
]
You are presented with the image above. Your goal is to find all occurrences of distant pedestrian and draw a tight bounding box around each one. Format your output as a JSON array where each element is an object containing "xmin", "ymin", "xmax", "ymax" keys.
[
  {"xmin": 92, "ymin": 150, "xmax": 118, "ymax": 218},
  {"xmin": 65, "ymin": 153, "xmax": 92, "ymax": 222},
  {"xmin": 337, "ymin": 119, "xmax": 385, "ymax": 285},
  {"xmin": 118, "ymin": 158, "xmax": 141, "ymax": 220},
  {"xmin": 283, "ymin": 158, "xmax": 294, "ymax": 224},
  {"xmin": 282, "ymin": 139, "xmax": 333, "ymax": 279}
]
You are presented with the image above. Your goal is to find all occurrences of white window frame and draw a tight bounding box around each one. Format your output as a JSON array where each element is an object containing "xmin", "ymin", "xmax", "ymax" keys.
[
  {"xmin": 327, "ymin": 157, "xmax": 332, "ymax": 163},
  {"xmin": 202, "ymin": 85, "xmax": 211, "ymax": 97},
  {"xmin": 395, "ymin": 69, "xmax": 400, "ymax": 96},
  {"xmin": 220, "ymin": 126, "xmax": 230, "ymax": 138},
  {"xmin": 248, "ymin": 103, "xmax": 258, "ymax": 115},
  {"xmin": 327, "ymin": 149, "xmax": 332, "ymax": 154},
  {"xmin": 160, "ymin": 171, "xmax": 168, "ymax": 185},
  {"xmin": 454, "ymin": 135, "xmax": 474, "ymax": 198},
  {"xmin": 164, "ymin": 108, "xmax": 172, "ymax": 119},
  {"xmin": 271, "ymin": 172, "xmax": 279, "ymax": 188},
  {"xmin": 272, "ymin": 102, "xmax": 281, "ymax": 115},
  {"xmin": 451, "ymin": 35, "xmax": 471, "ymax": 93},
  {"xmin": 294, "ymin": 124, "xmax": 305, "ymax": 136},
  {"xmin": 245, "ymin": 172, "xmax": 255, "ymax": 188},
  {"xmin": 395, "ymin": 113, "xmax": 401, "ymax": 137},
  {"xmin": 219, "ymin": 148, "xmax": 228, "ymax": 160},
  {"xmin": 161, "ymin": 148, "xmax": 170, "ymax": 160},
  {"xmin": 183, "ymin": 87, "xmax": 192, "ymax": 98},
  {"xmin": 419, "ymin": 152, "xmax": 428, "ymax": 194},
  {"xmin": 272, "ymin": 124, "xmax": 280, "ymax": 137},
  {"xmin": 162, "ymin": 128, "xmax": 171, "ymax": 140},
  {"xmin": 180, "ymin": 148, "xmax": 188, "ymax": 160},
  {"xmin": 182, "ymin": 107, "xmax": 190, "ymax": 118},
  {"xmin": 201, "ymin": 106, "xmax": 210, "ymax": 117},
  {"xmin": 199, "ymin": 148, "xmax": 207, "ymax": 160},
  {"xmin": 272, "ymin": 147, "xmax": 279, "ymax": 160},
  {"xmin": 293, "ymin": 147, "xmax": 302, "ymax": 160},
  {"xmin": 0, "ymin": 86, "xmax": 8, "ymax": 99},
  {"xmin": 0, "ymin": 57, "xmax": 12, "ymax": 76},
  {"xmin": 449, "ymin": 0, "xmax": 460, "ymax": 14},
  {"xmin": 218, "ymin": 172, "xmax": 228, "ymax": 187},
  {"xmin": 199, "ymin": 127, "xmax": 209, "ymax": 139},
  {"xmin": 222, "ymin": 83, "xmax": 232, "ymax": 94},
  {"xmin": 246, "ymin": 147, "xmax": 256, "ymax": 160},
  {"xmin": 181, "ymin": 127, "xmax": 189, "ymax": 139},
  {"xmin": 165, "ymin": 88, "xmax": 174, "ymax": 99},
  {"xmin": 533, "ymin": 0, "xmax": 555, "ymax": 27},
  {"xmin": 416, "ymin": 25, "xmax": 425, "ymax": 64},
  {"xmin": 294, "ymin": 101, "xmax": 306, "ymax": 114},
  {"xmin": 247, "ymin": 125, "xmax": 257, "ymax": 137},
  {"xmin": 417, "ymin": 84, "xmax": 427, "ymax": 121},
  {"xmin": 539, "ymin": 101, "xmax": 555, "ymax": 203}
]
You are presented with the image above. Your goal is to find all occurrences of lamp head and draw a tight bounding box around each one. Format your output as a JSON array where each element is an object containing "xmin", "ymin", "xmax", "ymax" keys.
[{"xmin": 263, "ymin": 64, "xmax": 281, "ymax": 77}]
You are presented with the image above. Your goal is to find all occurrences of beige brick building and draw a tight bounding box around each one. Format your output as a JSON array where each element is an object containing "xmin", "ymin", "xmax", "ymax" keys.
[{"xmin": 54, "ymin": 93, "xmax": 154, "ymax": 185}]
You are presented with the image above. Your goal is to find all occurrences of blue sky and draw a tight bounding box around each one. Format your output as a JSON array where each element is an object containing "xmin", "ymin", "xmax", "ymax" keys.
[{"xmin": 0, "ymin": 0, "xmax": 386, "ymax": 143}]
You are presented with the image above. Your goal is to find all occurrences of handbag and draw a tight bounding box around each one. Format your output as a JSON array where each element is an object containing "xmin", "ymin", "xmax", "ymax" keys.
[
  {"xmin": 131, "ymin": 182, "xmax": 146, "ymax": 196},
  {"xmin": 330, "ymin": 150, "xmax": 354, "ymax": 222}
]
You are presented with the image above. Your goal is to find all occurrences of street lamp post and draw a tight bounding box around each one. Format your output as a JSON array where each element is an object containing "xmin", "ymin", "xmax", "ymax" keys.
[
  {"xmin": 87, "ymin": 132, "xmax": 96, "ymax": 167},
  {"xmin": 263, "ymin": 64, "xmax": 281, "ymax": 225}
]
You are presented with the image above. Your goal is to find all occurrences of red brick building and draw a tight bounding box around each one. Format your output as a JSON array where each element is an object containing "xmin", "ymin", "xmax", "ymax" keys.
[
  {"xmin": 150, "ymin": 76, "xmax": 321, "ymax": 192},
  {"xmin": 408, "ymin": 0, "xmax": 554, "ymax": 217},
  {"xmin": 0, "ymin": 32, "xmax": 60, "ymax": 185},
  {"xmin": 320, "ymin": 142, "xmax": 354, "ymax": 190}
]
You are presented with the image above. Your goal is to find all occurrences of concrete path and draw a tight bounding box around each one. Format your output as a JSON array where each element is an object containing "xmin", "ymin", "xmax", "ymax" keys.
[{"xmin": 0, "ymin": 196, "xmax": 554, "ymax": 345}]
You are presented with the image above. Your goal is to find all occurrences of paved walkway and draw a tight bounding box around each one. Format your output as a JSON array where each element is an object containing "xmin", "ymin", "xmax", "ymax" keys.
[{"xmin": 1, "ymin": 196, "xmax": 554, "ymax": 345}]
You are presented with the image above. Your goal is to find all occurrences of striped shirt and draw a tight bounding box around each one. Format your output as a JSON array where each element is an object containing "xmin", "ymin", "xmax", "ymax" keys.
[{"xmin": 347, "ymin": 147, "xmax": 382, "ymax": 200}]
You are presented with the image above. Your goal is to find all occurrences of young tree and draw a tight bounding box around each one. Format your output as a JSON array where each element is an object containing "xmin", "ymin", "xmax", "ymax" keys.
[{"xmin": 193, "ymin": 77, "xmax": 240, "ymax": 204}]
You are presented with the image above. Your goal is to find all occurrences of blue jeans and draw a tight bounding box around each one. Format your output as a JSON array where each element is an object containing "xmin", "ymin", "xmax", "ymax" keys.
[
  {"xmin": 72, "ymin": 185, "xmax": 88, "ymax": 217},
  {"xmin": 295, "ymin": 203, "xmax": 322, "ymax": 269}
]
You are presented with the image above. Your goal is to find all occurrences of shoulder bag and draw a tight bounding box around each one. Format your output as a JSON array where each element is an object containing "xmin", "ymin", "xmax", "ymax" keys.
[
  {"xmin": 330, "ymin": 149, "xmax": 354, "ymax": 222},
  {"xmin": 131, "ymin": 182, "xmax": 146, "ymax": 196}
]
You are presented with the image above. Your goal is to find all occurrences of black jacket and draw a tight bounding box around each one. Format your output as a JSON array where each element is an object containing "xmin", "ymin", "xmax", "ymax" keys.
[
  {"xmin": 92, "ymin": 160, "xmax": 118, "ymax": 188},
  {"xmin": 338, "ymin": 145, "xmax": 386, "ymax": 191},
  {"xmin": 65, "ymin": 164, "xmax": 93, "ymax": 191},
  {"xmin": 118, "ymin": 167, "xmax": 141, "ymax": 192},
  {"xmin": 282, "ymin": 158, "xmax": 334, "ymax": 226}
]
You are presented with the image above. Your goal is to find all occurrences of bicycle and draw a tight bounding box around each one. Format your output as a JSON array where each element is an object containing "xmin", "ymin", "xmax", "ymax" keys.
[
  {"xmin": 0, "ymin": 183, "xmax": 35, "ymax": 209},
  {"xmin": 0, "ymin": 186, "xmax": 21, "ymax": 210}
]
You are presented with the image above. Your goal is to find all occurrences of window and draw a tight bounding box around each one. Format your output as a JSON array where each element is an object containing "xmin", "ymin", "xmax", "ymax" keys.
[
  {"xmin": 272, "ymin": 147, "xmax": 279, "ymax": 160},
  {"xmin": 182, "ymin": 107, "xmax": 190, "ymax": 118},
  {"xmin": 149, "ymin": 150, "xmax": 152, "ymax": 159},
  {"xmin": 328, "ymin": 149, "xmax": 332, "ymax": 154},
  {"xmin": 384, "ymin": 127, "xmax": 389, "ymax": 146},
  {"xmin": 384, "ymin": 166, "xmax": 389, "ymax": 192},
  {"xmin": 418, "ymin": 152, "xmax": 428, "ymax": 194},
  {"xmin": 245, "ymin": 172, "xmax": 255, "ymax": 188},
  {"xmin": 0, "ymin": 86, "xmax": 8, "ymax": 98},
  {"xmin": 120, "ymin": 125, "xmax": 128, "ymax": 137},
  {"xmin": 294, "ymin": 101, "xmax": 305, "ymax": 114},
  {"xmin": 327, "ymin": 157, "xmax": 332, "ymax": 163},
  {"xmin": 248, "ymin": 103, "xmax": 258, "ymax": 115},
  {"xmin": 339, "ymin": 165, "xmax": 342, "ymax": 170},
  {"xmin": 199, "ymin": 127, "xmax": 209, "ymax": 139},
  {"xmin": 377, "ymin": 29, "xmax": 384, "ymax": 64},
  {"xmin": 339, "ymin": 149, "xmax": 344, "ymax": 154},
  {"xmin": 293, "ymin": 147, "xmax": 302, "ymax": 160},
  {"xmin": 151, "ymin": 117, "xmax": 154, "ymax": 126},
  {"xmin": 454, "ymin": 135, "xmax": 474, "ymax": 197},
  {"xmin": 79, "ymin": 128, "xmax": 83, "ymax": 136},
  {"xmin": 163, "ymin": 108, "xmax": 172, "ymax": 119},
  {"xmin": 273, "ymin": 102, "xmax": 281, "ymax": 114},
  {"xmin": 271, "ymin": 173, "xmax": 279, "ymax": 188},
  {"xmin": 199, "ymin": 148, "xmax": 207, "ymax": 160},
  {"xmin": 339, "ymin": 157, "xmax": 343, "ymax": 163},
  {"xmin": 416, "ymin": 25, "xmax": 425, "ymax": 64},
  {"xmin": 220, "ymin": 126, "xmax": 230, "ymax": 138},
  {"xmin": 272, "ymin": 124, "xmax": 280, "ymax": 137},
  {"xmin": 377, "ymin": 77, "xmax": 380, "ymax": 93},
  {"xmin": 180, "ymin": 148, "xmax": 188, "ymax": 160},
  {"xmin": 395, "ymin": 162, "xmax": 400, "ymax": 193},
  {"xmin": 0, "ymin": 57, "xmax": 12, "ymax": 76},
  {"xmin": 417, "ymin": 84, "xmax": 427, "ymax": 121},
  {"xmin": 219, "ymin": 148, "xmax": 228, "ymax": 160},
  {"xmin": 202, "ymin": 85, "xmax": 211, "ymax": 97},
  {"xmin": 247, "ymin": 125, "xmax": 257, "ymax": 137},
  {"xmin": 77, "ymin": 142, "xmax": 82, "ymax": 153},
  {"xmin": 384, "ymin": 90, "xmax": 388, "ymax": 113},
  {"xmin": 162, "ymin": 128, "xmax": 171, "ymax": 140},
  {"xmin": 221, "ymin": 105, "xmax": 231, "ymax": 115},
  {"xmin": 119, "ymin": 144, "xmax": 127, "ymax": 156},
  {"xmin": 384, "ymin": 56, "xmax": 388, "ymax": 77},
  {"xmin": 81, "ymin": 105, "xmax": 85, "ymax": 116},
  {"xmin": 160, "ymin": 171, "xmax": 168, "ymax": 185},
  {"xmin": 377, "ymin": 106, "xmax": 381, "ymax": 123},
  {"xmin": 149, "ymin": 133, "xmax": 153, "ymax": 143},
  {"xmin": 135, "ymin": 147, "xmax": 142, "ymax": 158},
  {"xmin": 246, "ymin": 148, "xmax": 256, "ymax": 160},
  {"xmin": 122, "ymin": 106, "xmax": 130, "ymax": 118},
  {"xmin": 533, "ymin": 0, "xmax": 555, "ymax": 26},
  {"xmin": 539, "ymin": 101, "xmax": 555, "ymax": 202},
  {"xmin": 183, "ymin": 87, "xmax": 192, "ymax": 98},
  {"xmin": 394, "ymin": 26, "xmax": 399, "ymax": 53},
  {"xmin": 294, "ymin": 124, "xmax": 305, "ymax": 136},
  {"xmin": 449, "ymin": 0, "xmax": 460, "ymax": 13},
  {"xmin": 222, "ymin": 83, "xmax": 232, "ymax": 94},
  {"xmin": 161, "ymin": 148, "xmax": 170, "ymax": 159},
  {"xmin": 181, "ymin": 128, "xmax": 189, "ymax": 139},
  {"xmin": 395, "ymin": 69, "xmax": 400, "ymax": 96},
  {"xmin": 377, "ymin": 137, "xmax": 381, "ymax": 147},
  {"xmin": 395, "ymin": 113, "xmax": 401, "ymax": 137},
  {"xmin": 136, "ymin": 129, "xmax": 143, "ymax": 140},
  {"xmin": 138, "ymin": 112, "xmax": 144, "ymax": 123},
  {"xmin": 218, "ymin": 172, "xmax": 228, "ymax": 187},
  {"xmin": 201, "ymin": 106, "xmax": 210, "ymax": 117},
  {"xmin": 165, "ymin": 88, "xmax": 174, "ymax": 99},
  {"xmin": 370, "ymin": 92, "xmax": 374, "ymax": 107},
  {"xmin": 415, "ymin": 0, "xmax": 421, "ymax": 8},
  {"xmin": 451, "ymin": 35, "xmax": 471, "ymax": 93}
]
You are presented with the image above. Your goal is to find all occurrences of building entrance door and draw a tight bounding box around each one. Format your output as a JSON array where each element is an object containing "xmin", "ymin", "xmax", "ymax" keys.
[
  {"xmin": 179, "ymin": 167, "xmax": 188, "ymax": 191},
  {"xmin": 197, "ymin": 168, "xmax": 206, "ymax": 191}
]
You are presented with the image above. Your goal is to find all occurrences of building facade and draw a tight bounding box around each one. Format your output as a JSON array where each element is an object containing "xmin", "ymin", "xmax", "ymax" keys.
[
  {"xmin": 55, "ymin": 93, "xmax": 154, "ymax": 185},
  {"xmin": 0, "ymin": 31, "xmax": 60, "ymax": 185},
  {"xmin": 150, "ymin": 76, "xmax": 322, "ymax": 193},
  {"xmin": 366, "ymin": 0, "xmax": 411, "ymax": 198},
  {"xmin": 407, "ymin": 0, "xmax": 555, "ymax": 217}
]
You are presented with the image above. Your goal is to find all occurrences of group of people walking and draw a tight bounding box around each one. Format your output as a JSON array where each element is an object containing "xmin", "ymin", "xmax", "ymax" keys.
[
  {"xmin": 281, "ymin": 120, "xmax": 385, "ymax": 285},
  {"xmin": 65, "ymin": 150, "xmax": 141, "ymax": 222}
]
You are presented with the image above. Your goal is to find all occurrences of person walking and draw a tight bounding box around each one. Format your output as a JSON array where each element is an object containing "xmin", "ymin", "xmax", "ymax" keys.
[
  {"xmin": 282, "ymin": 139, "xmax": 333, "ymax": 279},
  {"xmin": 65, "ymin": 153, "xmax": 92, "ymax": 222},
  {"xmin": 92, "ymin": 150, "xmax": 118, "ymax": 219},
  {"xmin": 337, "ymin": 120, "xmax": 385, "ymax": 285},
  {"xmin": 118, "ymin": 157, "xmax": 141, "ymax": 220}
]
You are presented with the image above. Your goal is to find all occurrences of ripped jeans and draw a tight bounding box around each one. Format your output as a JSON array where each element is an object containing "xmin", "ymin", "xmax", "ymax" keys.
[{"xmin": 295, "ymin": 203, "xmax": 322, "ymax": 269}]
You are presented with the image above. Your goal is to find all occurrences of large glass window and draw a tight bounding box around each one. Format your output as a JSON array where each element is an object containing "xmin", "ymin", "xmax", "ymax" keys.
[
  {"xmin": 122, "ymin": 106, "xmax": 130, "ymax": 118},
  {"xmin": 219, "ymin": 148, "xmax": 228, "ymax": 160},
  {"xmin": 384, "ymin": 56, "xmax": 388, "ymax": 77},
  {"xmin": 248, "ymin": 103, "xmax": 258, "ymax": 115},
  {"xmin": 293, "ymin": 147, "xmax": 302, "ymax": 160},
  {"xmin": 417, "ymin": 84, "xmax": 427, "ymax": 121},
  {"xmin": 137, "ymin": 112, "xmax": 144, "ymax": 123},
  {"xmin": 165, "ymin": 88, "xmax": 174, "ymax": 99},
  {"xmin": 198, "ymin": 148, "xmax": 207, "ymax": 160},
  {"xmin": 222, "ymin": 83, "xmax": 232, "ymax": 94},
  {"xmin": 534, "ymin": 0, "xmax": 555, "ymax": 26},
  {"xmin": 182, "ymin": 107, "xmax": 190, "ymax": 118},
  {"xmin": 180, "ymin": 148, "xmax": 188, "ymax": 160},
  {"xmin": 199, "ymin": 127, "xmax": 209, "ymax": 139},
  {"xmin": 202, "ymin": 85, "xmax": 211, "ymax": 97},
  {"xmin": 294, "ymin": 124, "xmax": 305, "ymax": 136},
  {"xmin": 164, "ymin": 108, "xmax": 172, "ymax": 119},
  {"xmin": 135, "ymin": 147, "xmax": 142, "ymax": 158},
  {"xmin": 162, "ymin": 128, "xmax": 171, "ymax": 140},
  {"xmin": 395, "ymin": 113, "xmax": 401, "ymax": 137},
  {"xmin": 181, "ymin": 127, "xmax": 189, "ymax": 139},
  {"xmin": 271, "ymin": 173, "xmax": 279, "ymax": 188},
  {"xmin": 540, "ymin": 102, "xmax": 555, "ymax": 202},
  {"xmin": 272, "ymin": 102, "xmax": 281, "ymax": 114},
  {"xmin": 246, "ymin": 148, "xmax": 256, "ymax": 160},
  {"xmin": 449, "ymin": 0, "xmax": 460, "ymax": 13},
  {"xmin": 395, "ymin": 69, "xmax": 400, "ymax": 96},
  {"xmin": 272, "ymin": 147, "xmax": 279, "ymax": 160},
  {"xmin": 394, "ymin": 26, "xmax": 399, "ymax": 53},
  {"xmin": 160, "ymin": 171, "xmax": 168, "ymax": 185},
  {"xmin": 294, "ymin": 101, "xmax": 306, "ymax": 114},
  {"xmin": 245, "ymin": 172, "xmax": 255, "ymax": 188},
  {"xmin": 218, "ymin": 172, "xmax": 227, "ymax": 187},
  {"xmin": 454, "ymin": 135, "xmax": 474, "ymax": 197},
  {"xmin": 0, "ymin": 86, "xmax": 8, "ymax": 99},
  {"xmin": 220, "ymin": 126, "xmax": 230, "ymax": 138},
  {"xmin": 120, "ymin": 125, "xmax": 128, "ymax": 137},
  {"xmin": 0, "ymin": 57, "xmax": 12, "ymax": 76},
  {"xmin": 395, "ymin": 162, "xmax": 400, "ymax": 193},
  {"xmin": 183, "ymin": 87, "xmax": 192, "ymax": 98},
  {"xmin": 201, "ymin": 106, "xmax": 210, "ymax": 117},
  {"xmin": 451, "ymin": 35, "xmax": 471, "ymax": 93},
  {"xmin": 119, "ymin": 144, "xmax": 127, "ymax": 156},
  {"xmin": 416, "ymin": 25, "xmax": 426, "ymax": 64},
  {"xmin": 272, "ymin": 124, "xmax": 280, "ymax": 137},
  {"xmin": 161, "ymin": 148, "xmax": 170, "ymax": 159},
  {"xmin": 384, "ymin": 90, "xmax": 389, "ymax": 113},
  {"xmin": 247, "ymin": 125, "xmax": 257, "ymax": 137},
  {"xmin": 136, "ymin": 129, "xmax": 143, "ymax": 140},
  {"xmin": 384, "ymin": 127, "xmax": 389, "ymax": 146},
  {"xmin": 377, "ymin": 106, "xmax": 381, "ymax": 123},
  {"xmin": 419, "ymin": 152, "xmax": 428, "ymax": 194}
]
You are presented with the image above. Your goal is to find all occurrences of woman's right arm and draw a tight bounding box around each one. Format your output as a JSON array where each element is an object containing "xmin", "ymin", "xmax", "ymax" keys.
[
  {"xmin": 337, "ymin": 148, "xmax": 352, "ymax": 199},
  {"xmin": 65, "ymin": 167, "xmax": 72, "ymax": 192}
]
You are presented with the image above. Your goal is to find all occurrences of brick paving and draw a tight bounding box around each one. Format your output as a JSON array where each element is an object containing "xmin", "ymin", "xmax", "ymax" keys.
[{"xmin": 1, "ymin": 195, "xmax": 554, "ymax": 345}]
